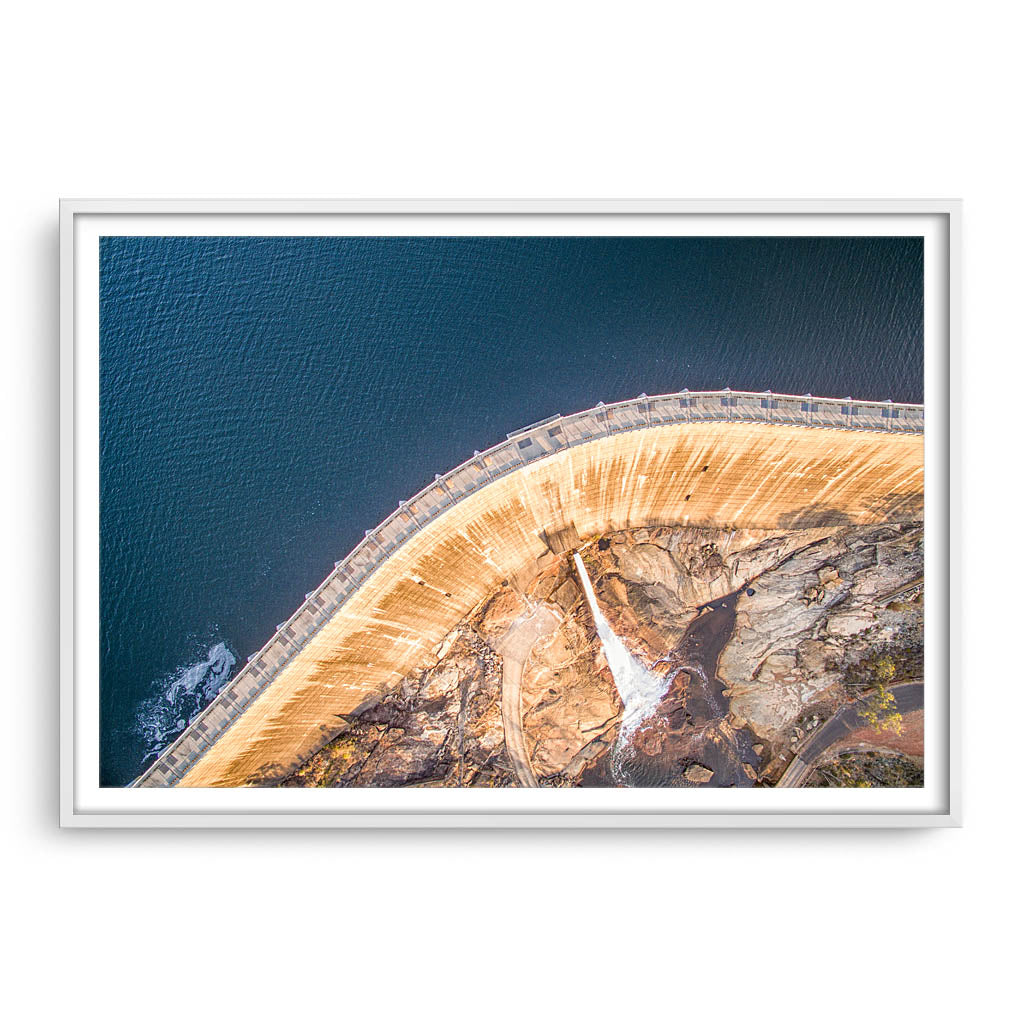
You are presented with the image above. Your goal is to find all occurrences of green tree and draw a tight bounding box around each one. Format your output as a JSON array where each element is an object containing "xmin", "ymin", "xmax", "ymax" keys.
[{"xmin": 855, "ymin": 655, "xmax": 903, "ymax": 735}]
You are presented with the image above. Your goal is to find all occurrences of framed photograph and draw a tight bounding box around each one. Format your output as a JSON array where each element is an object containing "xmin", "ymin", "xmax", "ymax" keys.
[{"xmin": 60, "ymin": 199, "xmax": 959, "ymax": 827}]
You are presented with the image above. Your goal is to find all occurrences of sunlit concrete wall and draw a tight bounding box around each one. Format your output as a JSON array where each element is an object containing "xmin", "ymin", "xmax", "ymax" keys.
[{"xmin": 177, "ymin": 420, "xmax": 923, "ymax": 786}]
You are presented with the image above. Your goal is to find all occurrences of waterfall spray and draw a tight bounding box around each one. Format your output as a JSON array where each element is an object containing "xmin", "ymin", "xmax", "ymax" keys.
[{"xmin": 573, "ymin": 552, "xmax": 670, "ymax": 745}]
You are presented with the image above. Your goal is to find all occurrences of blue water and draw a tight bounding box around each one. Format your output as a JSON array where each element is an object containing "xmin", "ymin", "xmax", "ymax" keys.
[{"xmin": 99, "ymin": 235, "xmax": 923, "ymax": 785}]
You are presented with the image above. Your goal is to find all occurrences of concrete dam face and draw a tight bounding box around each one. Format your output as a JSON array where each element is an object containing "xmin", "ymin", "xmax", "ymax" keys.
[{"xmin": 135, "ymin": 392, "xmax": 924, "ymax": 788}]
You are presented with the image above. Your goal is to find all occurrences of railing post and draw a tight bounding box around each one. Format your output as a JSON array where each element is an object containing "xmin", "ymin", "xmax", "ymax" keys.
[
  {"xmin": 248, "ymin": 661, "xmax": 271, "ymax": 685},
  {"xmin": 474, "ymin": 452, "xmax": 493, "ymax": 482},
  {"xmin": 435, "ymin": 473, "xmax": 455, "ymax": 502},
  {"xmin": 639, "ymin": 393, "xmax": 651, "ymax": 427},
  {"xmin": 277, "ymin": 627, "xmax": 299, "ymax": 654},
  {"xmin": 364, "ymin": 529, "xmax": 389, "ymax": 559}
]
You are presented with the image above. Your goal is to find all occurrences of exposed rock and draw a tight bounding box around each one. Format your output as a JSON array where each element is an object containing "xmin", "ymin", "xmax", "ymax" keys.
[
  {"xmin": 281, "ymin": 521, "xmax": 922, "ymax": 789},
  {"xmin": 757, "ymin": 652, "xmax": 798, "ymax": 680},
  {"xmin": 521, "ymin": 612, "xmax": 619, "ymax": 777},
  {"xmin": 796, "ymin": 639, "xmax": 834, "ymax": 675},
  {"xmin": 635, "ymin": 727, "xmax": 665, "ymax": 756},
  {"xmin": 684, "ymin": 764, "xmax": 715, "ymax": 784},
  {"xmin": 280, "ymin": 627, "xmax": 511, "ymax": 788},
  {"xmin": 432, "ymin": 632, "xmax": 456, "ymax": 662},
  {"xmin": 472, "ymin": 587, "xmax": 528, "ymax": 644},
  {"xmin": 826, "ymin": 609, "xmax": 877, "ymax": 636},
  {"xmin": 720, "ymin": 524, "xmax": 923, "ymax": 743},
  {"xmin": 551, "ymin": 578, "xmax": 581, "ymax": 613},
  {"xmin": 614, "ymin": 542, "xmax": 684, "ymax": 594}
]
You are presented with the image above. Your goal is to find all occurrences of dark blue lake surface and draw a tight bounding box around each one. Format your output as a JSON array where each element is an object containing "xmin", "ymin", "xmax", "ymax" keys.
[{"xmin": 99, "ymin": 235, "xmax": 923, "ymax": 785}]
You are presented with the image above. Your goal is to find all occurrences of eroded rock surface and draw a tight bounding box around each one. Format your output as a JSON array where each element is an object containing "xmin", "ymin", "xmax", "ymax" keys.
[
  {"xmin": 280, "ymin": 522, "xmax": 923, "ymax": 788},
  {"xmin": 280, "ymin": 628, "xmax": 512, "ymax": 787},
  {"xmin": 721, "ymin": 524, "xmax": 923, "ymax": 743}
]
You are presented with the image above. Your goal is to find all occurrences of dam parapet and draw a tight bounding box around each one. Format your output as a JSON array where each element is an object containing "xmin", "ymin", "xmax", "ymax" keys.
[{"xmin": 132, "ymin": 389, "xmax": 923, "ymax": 788}]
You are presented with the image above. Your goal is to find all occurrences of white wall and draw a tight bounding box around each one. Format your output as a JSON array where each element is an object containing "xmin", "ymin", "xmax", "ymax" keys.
[{"xmin": 4, "ymin": 2, "xmax": 1017, "ymax": 1021}]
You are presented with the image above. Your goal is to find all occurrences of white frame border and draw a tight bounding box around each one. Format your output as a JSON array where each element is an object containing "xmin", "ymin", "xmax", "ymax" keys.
[{"xmin": 59, "ymin": 199, "xmax": 961, "ymax": 828}]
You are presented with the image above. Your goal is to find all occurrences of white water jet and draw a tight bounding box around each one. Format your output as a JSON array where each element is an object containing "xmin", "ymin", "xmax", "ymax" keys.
[{"xmin": 573, "ymin": 552, "xmax": 670, "ymax": 743}]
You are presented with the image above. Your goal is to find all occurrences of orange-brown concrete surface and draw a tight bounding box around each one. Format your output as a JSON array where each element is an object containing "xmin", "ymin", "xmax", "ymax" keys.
[{"xmin": 181, "ymin": 421, "xmax": 923, "ymax": 786}]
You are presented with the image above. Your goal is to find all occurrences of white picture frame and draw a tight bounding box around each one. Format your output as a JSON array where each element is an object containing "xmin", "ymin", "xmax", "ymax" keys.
[{"xmin": 60, "ymin": 199, "xmax": 960, "ymax": 828}]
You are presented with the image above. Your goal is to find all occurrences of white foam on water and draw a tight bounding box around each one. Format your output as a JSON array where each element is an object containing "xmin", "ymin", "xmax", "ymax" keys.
[
  {"xmin": 573, "ymin": 553, "xmax": 670, "ymax": 743},
  {"xmin": 135, "ymin": 641, "xmax": 236, "ymax": 758}
]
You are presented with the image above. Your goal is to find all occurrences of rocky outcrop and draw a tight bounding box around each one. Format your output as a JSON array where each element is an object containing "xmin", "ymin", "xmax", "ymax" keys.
[
  {"xmin": 684, "ymin": 764, "xmax": 715, "ymax": 784},
  {"xmin": 280, "ymin": 628, "xmax": 512, "ymax": 787},
  {"xmin": 720, "ymin": 524, "xmax": 923, "ymax": 743},
  {"xmin": 280, "ymin": 521, "xmax": 923, "ymax": 788}
]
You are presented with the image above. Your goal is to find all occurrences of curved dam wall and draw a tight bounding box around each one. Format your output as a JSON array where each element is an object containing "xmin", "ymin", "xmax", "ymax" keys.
[{"xmin": 134, "ymin": 390, "xmax": 924, "ymax": 788}]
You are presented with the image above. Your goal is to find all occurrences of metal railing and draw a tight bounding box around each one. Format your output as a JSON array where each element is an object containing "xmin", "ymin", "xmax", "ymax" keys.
[{"xmin": 132, "ymin": 388, "xmax": 923, "ymax": 787}]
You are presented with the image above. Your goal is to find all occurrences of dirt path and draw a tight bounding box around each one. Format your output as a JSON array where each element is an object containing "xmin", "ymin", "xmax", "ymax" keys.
[
  {"xmin": 499, "ymin": 658, "xmax": 538, "ymax": 787},
  {"xmin": 493, "ymin": 605, "xmax": 561, "ymax": 788}
]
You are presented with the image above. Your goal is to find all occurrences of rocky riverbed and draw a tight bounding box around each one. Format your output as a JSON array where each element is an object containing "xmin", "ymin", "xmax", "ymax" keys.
[{"xmin": 280, "ymin": 521, "xmax": 924, "ymax": 788}]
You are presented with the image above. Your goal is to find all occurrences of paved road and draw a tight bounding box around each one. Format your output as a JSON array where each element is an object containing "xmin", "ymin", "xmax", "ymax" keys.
[{"xmin": 776, "ymin": 681, "xmax": 924, "ymax": 787}]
